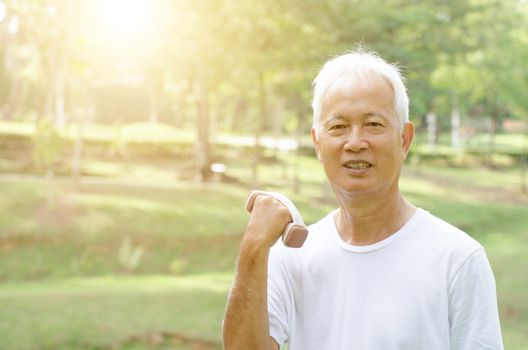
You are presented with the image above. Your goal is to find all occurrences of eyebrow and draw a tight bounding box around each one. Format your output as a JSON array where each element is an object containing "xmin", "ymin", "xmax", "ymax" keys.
[
  {"xmin": 326, "ymin": 113, "xmax": 390, "ymax": 122},
  {"xmin": 326, "ymin": 116, "xmax": 346, "ymax": 122},
  {"xmin": 365, "ymin": 112, "xmax": 390, "ymax": 120}
]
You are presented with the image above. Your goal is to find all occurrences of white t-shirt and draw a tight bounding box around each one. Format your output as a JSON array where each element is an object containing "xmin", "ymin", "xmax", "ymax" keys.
[{"xmin": 267, "ymin": 208, "xmax": 503, "ymax": 350}]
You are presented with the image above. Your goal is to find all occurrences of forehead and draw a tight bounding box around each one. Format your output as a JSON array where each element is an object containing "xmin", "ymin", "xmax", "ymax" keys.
[{"xmin": 321, "ymin": 72, "xmax": 396, "ymax": 120}]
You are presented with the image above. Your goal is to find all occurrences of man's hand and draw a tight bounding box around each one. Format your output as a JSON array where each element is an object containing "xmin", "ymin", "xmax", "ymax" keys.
[{"xmin": 243, "ymin": 194, "xmax": 293, "ymax": 250}]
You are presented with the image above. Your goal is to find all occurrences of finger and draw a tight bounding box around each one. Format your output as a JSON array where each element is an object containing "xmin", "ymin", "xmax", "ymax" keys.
[{"xmin": 244, "ymin": 190, "xmax": 265, "ymax": 213}]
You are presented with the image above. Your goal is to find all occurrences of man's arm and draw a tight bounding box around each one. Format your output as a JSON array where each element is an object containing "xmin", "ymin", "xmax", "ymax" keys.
[
  {"xmin": 223, "ymin": 196, "xmax": 291, "ymax": 350},
  {"xmin": 448, "ymin": 249, "xmax": 504, "ymax": 350},
  {"xmin": 223, "ymin": 243, "xmax": 280, "ymax": 350}
]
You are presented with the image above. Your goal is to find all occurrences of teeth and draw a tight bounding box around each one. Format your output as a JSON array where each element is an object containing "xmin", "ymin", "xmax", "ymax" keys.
[{"xmin": 345, "ymin": 162, "xmax": 371, "ymax": 169}]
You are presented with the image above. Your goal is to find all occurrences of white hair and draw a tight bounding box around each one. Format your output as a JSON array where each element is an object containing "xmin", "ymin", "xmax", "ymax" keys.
[{"xmin": 311, "ymin": 49, "xmax": 409, "ymax": 134}]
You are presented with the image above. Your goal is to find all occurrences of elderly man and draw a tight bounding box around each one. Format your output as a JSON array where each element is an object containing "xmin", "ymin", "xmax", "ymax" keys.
[{"xmin": 223, "ymin": 50, "xmax": 503, "ymax": 350}]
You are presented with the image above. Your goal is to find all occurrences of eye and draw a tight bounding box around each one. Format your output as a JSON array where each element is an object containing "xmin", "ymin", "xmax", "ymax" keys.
[
  {"xmin": 366, "ymin": 121, "xmax": 383, "ymax": 127},
  {"xmin": 329, "ymin": 124, "xmax": 347, "ymax": 130}
]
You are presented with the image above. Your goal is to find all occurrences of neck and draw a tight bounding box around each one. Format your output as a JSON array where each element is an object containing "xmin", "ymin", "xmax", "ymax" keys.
[{"xmin": 333, "ymin": 188, "xmax": 416, "ymax": 246}]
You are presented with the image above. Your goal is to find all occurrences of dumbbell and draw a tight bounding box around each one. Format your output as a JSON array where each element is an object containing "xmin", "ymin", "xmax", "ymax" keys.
[{"xmin": 244, "ymin": 190, "xmax": 308, "ymax": 248}]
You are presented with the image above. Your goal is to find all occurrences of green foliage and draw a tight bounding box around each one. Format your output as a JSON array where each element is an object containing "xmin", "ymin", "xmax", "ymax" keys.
[{"xmin": 3, "ymin": 0, "xmax": 525, "ymax": 135}]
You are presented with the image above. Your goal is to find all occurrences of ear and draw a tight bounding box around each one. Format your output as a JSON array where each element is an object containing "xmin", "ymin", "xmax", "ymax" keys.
[
  {"xmin": 401, "ymin": 122, "xmax": 414, "ymax": 160},
  {"xmin": 311, "ymin": 127, "xmax": 321, "ymax": 161}
]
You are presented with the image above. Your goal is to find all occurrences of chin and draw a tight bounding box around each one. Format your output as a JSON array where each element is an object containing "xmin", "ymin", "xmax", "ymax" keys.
[{"xmin": 331, "ymin": 181, "xmax": 374, "ymax": 196}]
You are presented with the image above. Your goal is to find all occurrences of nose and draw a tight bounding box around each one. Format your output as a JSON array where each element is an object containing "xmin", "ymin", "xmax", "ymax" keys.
[{"xmin": 343, "ymin": 126, "xmax": 368, "ymax": 152}]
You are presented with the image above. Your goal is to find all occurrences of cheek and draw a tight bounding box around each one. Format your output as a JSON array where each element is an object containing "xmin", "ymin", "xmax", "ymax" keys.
[
  {"xmin": 319, "ymin": 140, "xmax": 342, "ymax": 160},
  {"xmin": 374, "ymin": 140, "xmax": 401, "ymax": 162}
]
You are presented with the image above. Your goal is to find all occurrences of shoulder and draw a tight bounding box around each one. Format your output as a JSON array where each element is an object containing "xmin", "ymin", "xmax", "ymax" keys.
[
  {"xmin": 418, "ymin": 210, "xmax": 483, "ymax": 251},
  {"xmin": 414, "ymin": 209, "xmax": 486, "ymax": 276}
]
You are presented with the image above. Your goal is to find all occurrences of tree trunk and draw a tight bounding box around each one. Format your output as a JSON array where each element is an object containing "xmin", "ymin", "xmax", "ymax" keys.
[
  {"xmin": 521, "ymin": 120, "xmax": 527, "ymax": 194},
  {"xmin": 293, "ymin": 94, "xmax": 303, "ymax": 194},
  {"xmin": 6, "ymin": 73, "xmax": 26, "ymax": 120},
  {"xmin": 195, "ymin": 78, "xmax": 210, "ymax": 182},
  {"xmin": 230, "ymin": 96, "xmax": 247, "ymax": 133},
  {"xmin": 54, "ymin": 68, "xmax": 66, "ymax": 129},
  {"xmin": 54, "ymin": 14, "xmax": 68, "ymax": 129},
  {"xmin": 486, "ymin": 93, "xmax": 498, "ymax": 168},
  {"xmin": 214, "ymin": 95, "xmax": 227, "ymax": 133},
  {"xmin": 450, "ymin": 92, "xmax": 461, "ymax": 152},
  {"xmin": 71, "ymin": 105, "xmax": 86, "ymax": 185},
  {"xmin": 43, "ymin": 83, "xmax": 54, "ymax": 120},
  {"xmin": 486, "ymin": 115, "xmax": 496, "ymax": 167},
  {"xmin": 426, "ymin": 111, "xmax": 437, "ymax": 152},
  {"xmin": 72, "ymin": 119, "xmax": 83, "ymax": 183},
  {"xmin": 251, "ymin": 71, "xmax": 267, "ymax": 189},
  {"xmin": 271, "ymin": 98, "xmax": 282, "ymax": 161}
]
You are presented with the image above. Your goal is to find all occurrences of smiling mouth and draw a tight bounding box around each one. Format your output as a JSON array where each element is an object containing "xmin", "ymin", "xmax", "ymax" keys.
[{"xmin": 343, "ymin": 161, "xmax": 372, "ymax": 170}]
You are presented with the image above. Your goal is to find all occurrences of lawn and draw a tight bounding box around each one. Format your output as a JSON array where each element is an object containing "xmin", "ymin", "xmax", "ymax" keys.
[{"xmin": 0, "ymin": 150, "xmax": 527, "ymax": 349}]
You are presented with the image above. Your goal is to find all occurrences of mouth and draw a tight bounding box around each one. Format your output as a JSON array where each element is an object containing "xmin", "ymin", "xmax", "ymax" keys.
[{"xmin": 343, "ymin": 161, "xmax": 372, "ymax": 170}]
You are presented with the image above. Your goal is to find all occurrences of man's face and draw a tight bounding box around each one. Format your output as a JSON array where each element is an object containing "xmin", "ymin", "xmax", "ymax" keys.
[{"xmin": 312, "ymin": 73, "xmax": 413, "ymax": 197}]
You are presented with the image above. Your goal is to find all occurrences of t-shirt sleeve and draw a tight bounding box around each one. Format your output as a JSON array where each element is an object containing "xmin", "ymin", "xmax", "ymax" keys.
[
  {"xmin": 448, "ymin": 248, "xmax": 504, "ymax": 350},
  {"xmin": 267, "ymin": 242, "xmax": 292, "ymax": 347}
]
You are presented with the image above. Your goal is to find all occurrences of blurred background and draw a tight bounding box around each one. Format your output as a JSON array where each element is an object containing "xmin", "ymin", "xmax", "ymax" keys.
[{"xmin": 0, "ymin": 0, "xmax": 527, "ymax": 349}]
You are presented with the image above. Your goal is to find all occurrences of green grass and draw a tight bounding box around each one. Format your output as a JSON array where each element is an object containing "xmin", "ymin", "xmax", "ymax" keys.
[
  {"xmin": 0, "ymin": 150, "xmax": 527, "ymax": 349},
  {"xmin": 0, "ymin": 274, "xmax": 230, "ymax": 350}
]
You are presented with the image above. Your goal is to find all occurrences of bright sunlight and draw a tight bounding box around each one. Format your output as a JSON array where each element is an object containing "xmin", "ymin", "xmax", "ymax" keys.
[
  {"xmin": 90, "ymin": 0, "xmax": 166, "ymax": 46},
  {"xmin": 100, "ymin": 0, "xmax": 150, "ymax": 37}
]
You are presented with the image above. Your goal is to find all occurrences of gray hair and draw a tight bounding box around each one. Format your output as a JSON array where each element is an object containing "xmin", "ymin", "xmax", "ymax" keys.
[{"xmin": 311, "ymin": 49, "xmax": 409, "ymax": 133}]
